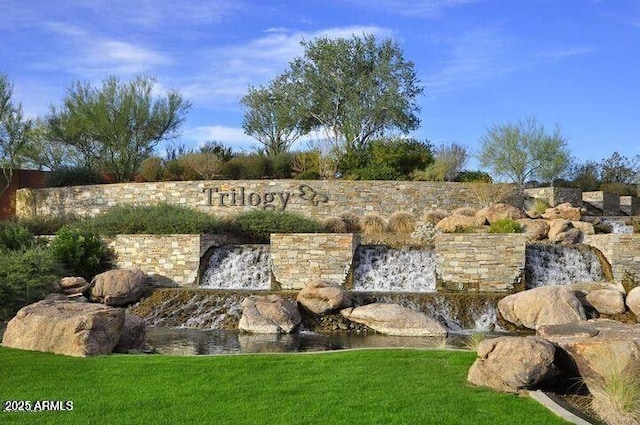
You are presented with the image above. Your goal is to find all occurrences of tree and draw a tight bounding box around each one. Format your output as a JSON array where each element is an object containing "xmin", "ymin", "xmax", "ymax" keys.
[
  {"xmin": 568, "ymin": 159, "xmax": 601, "ymax": 191},
  {"xmin": 478, "ymin": 117, "xmax": 570, "ymax": 186},
  {"xmin": 432, "ymin": 142, "xmax": 468, "ymax": 181},
  {"xmin": 25, "ymin": 118, "xmax": 81, "ymax": 170},
  {"xmin": 0, "ymin": 74, "xmax": 33, "ymax": 196},
  {"xmin": 241, "ymin": 74, "xmax": 305, "ymax": 156},
  {"xmin": 288, "ymin": 34, "xmax": 423, "ymax": 162},
  {"xmin": 600, "ymin": 151, "xmax": 639, "ymax": 184},
  {"xmin": 47, "ymin": 75, "xmax": 191, "ymax": 182}
]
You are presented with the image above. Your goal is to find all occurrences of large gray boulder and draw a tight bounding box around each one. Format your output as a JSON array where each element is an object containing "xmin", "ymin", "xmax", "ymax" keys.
[
  {"xmin": 2, "ymin": 299, "xmax": 124, "ymax": 357},
  {"xmin": 498, "ymin": 286, "xmax": 586, "ymax": 330},
  {"xmin": 297, "ymin": 280, "xmax": 351, "ymax": 315},
  {"xmin": 467, "ymin": 336, "xmax": 555, "ymax": 393},
  {"xmin": 547, "ymin": 219, "xmax": 573, "ymax": 241},
  {"xmin": 627, "ymin": 287, "xmax": 640, "ymax": 317},
  {"xmin": 89, "ymin": 268, "xmax": 147, "ymax": 307},
  {"xmin": 537, "ymin": 320, "xmax": 640, "ymax": 390},
  {"xmin": 435, "ymin": 214, "xmax": 483, "ymax": 233},
  {"xmin": 113, "ymin": 312, "xmax": 146, "ymax": 353},
  {"xmin": 570, "ymin": 282, "xmax": 626, "ymax": 315},
  {"xmin": 340, "ymin": 303, "xmax": 447, "ymax": 337},
  {"xmin": 239, "ymin": 295, "xmax": 301, "ymax": 334}
]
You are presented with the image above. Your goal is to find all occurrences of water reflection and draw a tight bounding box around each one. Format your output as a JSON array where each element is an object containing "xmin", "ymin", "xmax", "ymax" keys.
[{"xmin": 144, "ymin": 326, "xmax": 475, "ymax": 356}]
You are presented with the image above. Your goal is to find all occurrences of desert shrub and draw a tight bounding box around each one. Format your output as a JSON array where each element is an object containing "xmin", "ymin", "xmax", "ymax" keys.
[
  {"xmin": 345, "ymin": 166, "xmax": 403, "ymax": 181},
  {"xmin": 524, "ymin": 198, "xmax": 550, "ymax": 216},
  {"xmin": 464, "ymin": 332, "xmax": 488, "ymax": 352},
  {"xmin": 369, "ymin": 138, "xmax": 434, "ymax": 177},
  {"xmin": 76, "ymin": 204, "xmax": 223, "ymax": 236},
  {"xmin": 292, "ymin": 150, "xmax": 320, "ymax": 176},
  {"xmin": 232, "ymin": 210, "xmax": 325, "ymax": 243},
  {"xmin": 269, "ymin": 153, "xmax": 294, "ymax": 178},
  {"xmin": 452, "ymin": 207, "xmax": 477, "ymax": 217},
  {"xmin": 0, "ymin": 247, "xmax": 63, "ymax": 320},
  {"xmin": 0, "ymin": 221, "xmax": 34, "ymax": 251},
  {"xmin": 18, "ymin": 215, "xmax": 79, "ymax": 235},
  {"xmin": 180, "ymin": 153, "xmax": 223, "ymax": 180},
  {"xmin": 600, "ymin": 182, "xmax": 638, "ymax": 196},
  {"xmin": 455, "ymin": 170, "xmax": 492, "ymax": 183},
  {"xmin": 220, "ymin": 155, "xmax": 270, "ymax": 179},
  {"xmin": 50, "ymin": 226, "xmax": 111, "ymax": 280},
  {"xmin": 162, "ymin": 159, "xmax": 189, "ymax": 181},
  {"xmin": 294, "ymin": 170, "xmax": 321, "ymax": 180},
  {"xmin": 45, "ymin": 166, "xmax": 104, "ymax": 187},
  {"xmin": 199, "ymin": 140, "xmax": 235, "ymax": 162},
  {"xmin": 361, "ymin": 213, "xmax": 388, "ymax": 236},
  {"xmin": 322, "ymin": 216, "xmax": 348, "ymax": 233},
  {"xmin": 468, "ymin": 183, "xmax": 518, "ymax": 207},
  {"xmin": 488, "ymin": 218, "xmax": 522, "ymax": 234},
  {"xmin": 423, "ymin": 209, "xmax": 450, "ymax": 225},
  {"xmin": 388, "ymin": 211, "xmax": 415, "ymax": 235},
  {"xmin": 137, "ymin": 156, "xmax": 165, "ymax": 182},
  {"xmin": 339, "ymin": 211, "xmax": 362, "ymax": 232}
]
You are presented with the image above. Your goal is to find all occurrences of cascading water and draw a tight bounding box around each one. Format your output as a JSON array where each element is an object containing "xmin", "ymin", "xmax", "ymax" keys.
[
  {"xmin": 201, "ymin": 245, "xmax": 271, "ymax": 290},
  {"xmin": 352, "ymin": 246, "xmax": 436, "ymax": 292},
  {"xmin": 601, "ymin": 218, "xmax": 634, "ymax": 234},
  {"xmin": 525, "ymin": 244, "xmax": 605, "ymax": 288}
]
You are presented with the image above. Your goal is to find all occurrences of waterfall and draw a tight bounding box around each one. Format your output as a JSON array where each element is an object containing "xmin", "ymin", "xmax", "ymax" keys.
[
  {"xmin": 201, "ymin": 245, "xmax": 271, "ymax": 290},
  {"xmin": 352, "ymin": 246, "xmax": 436, "ymax": 292},
  {"xmin": 601, "ymin": 218, "xmax": 634, "ymax": 234},
  {"xmin": 525, "ymin": 244, "xmax": 604, "ymax": 288}
]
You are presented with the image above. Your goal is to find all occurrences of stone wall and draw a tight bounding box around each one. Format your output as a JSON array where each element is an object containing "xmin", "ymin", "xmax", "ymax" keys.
[
  {"xmin": 16, "ymin": 180, "xmax": 498, "ymax": 223},
  {"xmin": 583, "ymin": 191, "xmax": 621, "ymax": 216},
  {"xmin": 524, "ymin": 187, "xmax": 583, "ymax": 207},
  {"xmin": 434, "ymin": 234, "xmax": 527, "ymax": 292},
  {"xmin": 106, "ymin": 234, "xmax": 225, "ymax": 286},
  {"xmin": 270, "ymin": 233, "xmax": 359, "ymax": 290},
  {"xmin": 584, "ymin": 234, "xmax": 640, "ymax": 283},
  {"xmin": 620, "ymin": 196, "xmax": 640, "ymax": 216}
]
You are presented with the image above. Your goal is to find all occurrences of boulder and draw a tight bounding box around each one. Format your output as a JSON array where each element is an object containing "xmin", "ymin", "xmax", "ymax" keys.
[
  {"xmin": 547, "ymin": 219, "xmax": 573, "ymax": 241},
  {"xmin": 1, "ymin": 299, "xmax": 124, "ymax": 357},
  {"xmin": 113, "ymin": 313, "xmax": 146, "ymax": 353},
  {"xmin": 537, "ymin": 320, "xmax": 640, "ymax": 389},
  {"xmin": 541, "ymin": 203, "xmax": 582, "ymax": 221},
  {"xmin": 59, "ymin": 277, "xmax": 91, "ymax": 296},
  {"xmin": 296, "ymin": 280, "xmax": 351, "ymax": 315},
  {"xmin": 498, "ymin": 285, "xmax": 586, "ymax": 330},
  {"xmin": 475, "ymin": 203, "xmax": 523, "ymax": 225},
  {"xmin": 340, "ymin": 303, "xmax": 447, "ymax": 337},
  {"xmin": 89, "ymin": 268, "xmax": 147, "ymax": 307},
  {"xmin": 239, "ymin": 295, "xmax": 301, "ymax": 334},
  {"xmin": 467, "ymin": 336, "xmax": 555, "ymax": 393},
  {"xmin": 584, "ymin": 289, "xmax": 626, "ymax": 315},
  {"xmin": 627, "ymin": 287, "xmax": 640, "ymax": 317},
  {"xmin": 517, "ymin": 219, "xmax": 549, "ymax": 240},
  {"xmin": 554, "ymin": 228, "xmax": 583, "ymax": 245},
  {"xmin": 571, "ymin": 221, "xmax": 595, "ymax": 235},
  {"xmin": 435, "ymin": 214, "xmax": 483, "ymax": 233}
]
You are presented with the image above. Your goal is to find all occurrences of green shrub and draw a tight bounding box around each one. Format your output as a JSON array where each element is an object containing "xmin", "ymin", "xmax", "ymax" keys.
[
  {"xmin": 294, "ymin": 169, "xmax": 321, "ymax": 180},
  {"xmin": 269, "ymin": 153, "xmax": 293, "ymax": 178},
  {"xmin": 77, "ymin": 204, "xmax": 223, "ymax": 236},
  {"xmin": 0, "ymin": 247, "xmax": 63, "ymax": 320},
  {"xmin": 45, "ymin": 166, "xmax": 104, "ymax": 187},
  {"xmin": 600, "ymin": 182, "xmax": 638, "ymax": 196},
  {"xmin": 50, "ymin": 226, "xmax": 111, "ymax": 280},
  {"xmin": 18, "ymin": 215, "xmax": 80, "ymax": 235},
  {"xmin": 345, "ymin": 166, "xmax": 403, "ymax": 180},
  {"xmin": 232, "ymin": 210, "xmax": 325, "ymax": 242},
  {"xmin": 369, "ymin": 138, "xmax": 434, "ymax": 177},
  {"xmin": 455, "ymin": 170, "xmax": 493, "ymax": 183},
  {"xmin": 137, "ymin": 156, "xmax": 165, "ymax": 182},
  {"xmin": 220, "ymin": 155, "xmax": 270, "ymax": 179},
  {"xmin": 488, "ymin": 218, "xmax": 522, "ymax": 234},
  {"xmin": 0, "ymin": 221, "xmax": 34, "ymax": 251}
]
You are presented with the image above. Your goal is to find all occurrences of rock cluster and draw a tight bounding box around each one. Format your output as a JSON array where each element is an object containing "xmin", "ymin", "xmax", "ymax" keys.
[{"xmin": 1, "ymin": 267, "xmax": 149, "ymax": 357}]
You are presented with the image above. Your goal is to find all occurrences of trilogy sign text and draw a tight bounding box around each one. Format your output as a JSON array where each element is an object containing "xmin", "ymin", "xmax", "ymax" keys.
[{"xmin": 202, "ymin": 184, "xmax": 329, "ymax": 211}]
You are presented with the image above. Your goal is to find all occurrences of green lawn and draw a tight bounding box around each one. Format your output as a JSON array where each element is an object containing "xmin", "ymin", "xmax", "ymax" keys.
[{"xmin": 0, "ymin": 347, "xmax": 569, "ymax": 425}]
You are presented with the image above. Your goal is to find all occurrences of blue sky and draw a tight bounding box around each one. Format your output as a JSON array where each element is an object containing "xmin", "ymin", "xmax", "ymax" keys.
[{"xmin": 2, "ymin": 0, "xmax": 639, "ymax": 170}]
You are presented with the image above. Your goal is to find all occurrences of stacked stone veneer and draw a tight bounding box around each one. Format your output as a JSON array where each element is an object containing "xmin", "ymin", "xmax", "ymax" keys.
[
  {"xmin": 15, "ymin": 180, "xmax": 493, "ymax": 223},
  {"xmin": 584, "ymin": 234, "xmax": 640, "ymax": 282},
  {"xmin": 434, "ymin": 234, "xmax": 527, "ymax": 292},
  {"xmin": 620, "ymin": 196, "xmax": 640, "ymax": 216},
  {"xmin": 582, "ymin": 191, "xmax": 621, "ymax": 216},
  {"xmin": 105, "ymin": 234, "xmax": 225, "ymax": 286},
  {"xmin": 524, "ymin": 187, "xmax": 583, "ymax": 207},
  {"xmin": 270, "ymin": 233, "xmax": 359, "ymax": 290}
]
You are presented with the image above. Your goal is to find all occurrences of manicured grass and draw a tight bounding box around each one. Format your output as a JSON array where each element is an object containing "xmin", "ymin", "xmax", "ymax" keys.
[{"xmin": 0, "ymin": 347, "xmax": 569, "ymax": 425}]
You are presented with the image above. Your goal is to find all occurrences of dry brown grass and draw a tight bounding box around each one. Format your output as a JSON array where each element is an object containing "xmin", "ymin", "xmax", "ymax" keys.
[
  {"xmin": 468, "ymin": 183, "xmax": 518, "ymax": 207},
  {"xmin": 423, "ymin": 209, "xmax": 450, "ymax": 225},
  {"xmin": 322, "ymin": 216, "xmax": 348, "ymax": 233},
  {"xmin": 388, "ymin": 211, "xmax": 416, "ymax": 235},
  {"xmin": 586, "ymin": 358, "xmax": 640, "ymax": 425},
  {"xmin": 452, "ymin": 207, "xmax": 477, "ymax": 217},
  {"xmin": 362, "ymin": 213, "xmax": 388, "ymax": 235},
  {"xmin": 339, "ymin": 211, "xmax": 362, "ymax": 232}
]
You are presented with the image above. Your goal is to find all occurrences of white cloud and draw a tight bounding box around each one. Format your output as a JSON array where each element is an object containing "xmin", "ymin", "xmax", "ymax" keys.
[
  {"xmin": 183, "ymin": 125, "xmax": 254, "ymax": 151},
  {"xmin": 343, "ymin": 0, "xmax": 478, "ymax": 17},
  {"xmin": 536, "ymin": 46, "xmax": 595, "ymax": 60}
]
